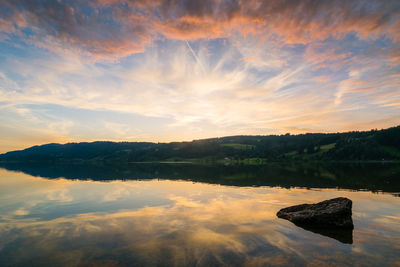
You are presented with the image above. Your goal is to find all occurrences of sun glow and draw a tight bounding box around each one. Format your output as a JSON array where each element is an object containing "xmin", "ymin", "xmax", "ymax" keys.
[{"xmin": 0, "ymin": 0, "xmax": 399, "ymax": 152}]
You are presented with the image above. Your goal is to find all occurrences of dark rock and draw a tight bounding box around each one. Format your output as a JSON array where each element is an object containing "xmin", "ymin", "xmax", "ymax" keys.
[
  {"xmin": 277, "ymin": 197, "xmax": 354, "ymax": 243},
  {"xmin": 277, "ymin": 197, "xmax": 354, "ymax": 229}
]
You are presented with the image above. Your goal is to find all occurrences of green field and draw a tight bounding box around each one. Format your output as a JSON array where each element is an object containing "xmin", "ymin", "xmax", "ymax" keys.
[
  {"xmin": 220, "ymin": 143, "xmax": 255, "ymax": 150},
  {"xmin": 320, "ymin": 143, "xmax": 335, "ymax": 151}
]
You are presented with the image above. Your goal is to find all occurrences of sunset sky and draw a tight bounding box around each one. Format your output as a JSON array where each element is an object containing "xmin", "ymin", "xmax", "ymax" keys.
[{"xmin": 0, "ymin": 0, "xmax": 399, "ymax": 152}]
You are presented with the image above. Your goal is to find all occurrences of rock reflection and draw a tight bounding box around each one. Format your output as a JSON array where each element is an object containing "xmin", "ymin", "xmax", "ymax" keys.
[{"xmin": 291, "ymin": 224, "xmax": 353, "ymax": 244}]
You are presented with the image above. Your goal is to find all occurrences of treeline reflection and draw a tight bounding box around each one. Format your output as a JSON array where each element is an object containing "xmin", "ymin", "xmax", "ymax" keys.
[{"xmin": 1, "ymin": 162, "xmax": 399, "ymax": 195}]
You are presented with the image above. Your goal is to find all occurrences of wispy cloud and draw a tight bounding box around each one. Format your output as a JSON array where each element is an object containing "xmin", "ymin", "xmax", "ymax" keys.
[
  {"xmin": 1, "ymin": 0, "xmax": 399, "ymax": 60},
  {"xmin": 0, "ymin": 1, "xmax": 399, "ymax": 152}
]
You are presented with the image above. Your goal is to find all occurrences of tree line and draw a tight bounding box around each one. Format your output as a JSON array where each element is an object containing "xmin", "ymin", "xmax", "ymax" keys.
[{"xmin": 0, "ymin": 126, "xmax": 399, "ymax": 162}]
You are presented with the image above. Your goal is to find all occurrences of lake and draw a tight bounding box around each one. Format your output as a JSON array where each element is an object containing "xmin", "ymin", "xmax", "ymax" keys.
[{"xmin": 0, "ymin": 163, "xmax": 399, "ymax": 266}]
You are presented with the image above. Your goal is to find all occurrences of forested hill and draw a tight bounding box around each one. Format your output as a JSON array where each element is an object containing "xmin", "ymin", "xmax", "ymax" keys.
[{"xmin": 1, "ymin": 126, "xmax": 399, "ymax": 163}]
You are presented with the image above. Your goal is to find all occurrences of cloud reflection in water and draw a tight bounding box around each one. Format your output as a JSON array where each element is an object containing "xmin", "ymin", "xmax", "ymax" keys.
[{"xmin": 0, "ymin": 169, "xmax": 399, "ymax": 266}]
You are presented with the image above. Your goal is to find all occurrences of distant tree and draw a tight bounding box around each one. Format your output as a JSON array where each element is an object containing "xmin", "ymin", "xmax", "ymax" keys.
[{"xmin": 307, "ymin": 144, "xmax": 315, "ymax": 154}]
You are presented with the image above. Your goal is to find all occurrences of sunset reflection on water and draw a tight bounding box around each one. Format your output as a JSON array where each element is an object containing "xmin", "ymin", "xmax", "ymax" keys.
[{"xmin": 0, "ymin": 168, "xmax": 399, "ymax": 266}]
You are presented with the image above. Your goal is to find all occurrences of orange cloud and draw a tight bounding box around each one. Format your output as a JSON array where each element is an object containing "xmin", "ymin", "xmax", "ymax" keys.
[
  {"xmin": 242, "ymin": 57, "xmax": 258, "ymax": 62},
  {"xmin": 313, "ymin": 76, "xmax": 331, "ymax": 83},
  {"xmin": 347, "ymin": 87, "xmax": 375, "ymax": 93},
  {"xmin": 0, "ymin": 0, "xmax": 399, "ymax": 60}
]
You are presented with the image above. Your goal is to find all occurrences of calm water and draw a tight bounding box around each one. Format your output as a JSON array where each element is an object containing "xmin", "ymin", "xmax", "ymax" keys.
[{"xmin": 0, "ymin": 163, "xmax": 399, "ymax": 266}]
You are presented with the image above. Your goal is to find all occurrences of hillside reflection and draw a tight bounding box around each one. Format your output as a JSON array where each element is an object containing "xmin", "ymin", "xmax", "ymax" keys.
[
  {"xmin": 1, "ymin": 162, "xmax": 399, "ymax": 195},
  {"xmin": 2, "ymin": 206, "xmax": 396, "ymax": 266},
  {"xmin": 0, "ymin": 170, "xmax": 400, "ymax": 266},
  {"xmin": 0, "ymin": 169, "xmax": 400, "ymax": 266}
]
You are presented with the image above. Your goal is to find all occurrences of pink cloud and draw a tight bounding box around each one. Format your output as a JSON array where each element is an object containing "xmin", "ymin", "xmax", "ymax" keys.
[
  {"xmin": 313, "ymin": 76, "xmax": 331, "ymax": 83},
  {"xmin": 0, "ymin": 0, "xmax": 399, "ymax": 60}
]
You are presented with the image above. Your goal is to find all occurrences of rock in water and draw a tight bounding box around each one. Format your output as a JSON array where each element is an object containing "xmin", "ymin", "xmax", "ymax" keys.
[{"xmin": 277, "ymin": 197, "xmax": 354, "ymax": 229}]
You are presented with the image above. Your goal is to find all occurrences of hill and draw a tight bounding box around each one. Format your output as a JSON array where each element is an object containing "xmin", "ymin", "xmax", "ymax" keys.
[{"xmin": 0, "ymin": 126, "xmax": 399, "ymax": 163}]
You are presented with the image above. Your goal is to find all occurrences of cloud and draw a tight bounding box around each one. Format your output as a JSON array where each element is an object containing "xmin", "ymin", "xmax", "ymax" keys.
[
  {"xmin": 1, "ymin": 0, "xmax": 399, "ymax": 60},
  {"xmin": 0, "ymin": 0, "xmax": 151, "ymax": 60},
  {"xmin": 0, "ymin": 31, "xmax": 398, "ymax": 152},
  {"xmin": 1, "ymin": 176, "xmax": 400, "ymax": 266},
  {"xmin": 313, "ymin": 76, "xmax": 331, "ymax": 83},
  {"xmin": 0, "ymin": 1, "xmax": 399, "ymax": 152}
]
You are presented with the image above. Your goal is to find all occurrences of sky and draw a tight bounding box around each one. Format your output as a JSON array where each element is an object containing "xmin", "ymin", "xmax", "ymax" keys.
[{"xmin": 0, "ymin": 0, "xmax": 399, "ymax": 153}]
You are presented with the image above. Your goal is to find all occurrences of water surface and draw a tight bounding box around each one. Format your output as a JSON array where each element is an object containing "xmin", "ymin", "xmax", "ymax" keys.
[{"xmin": 0, "ymin": 164, "xmax": 399, "ymax": 266}]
